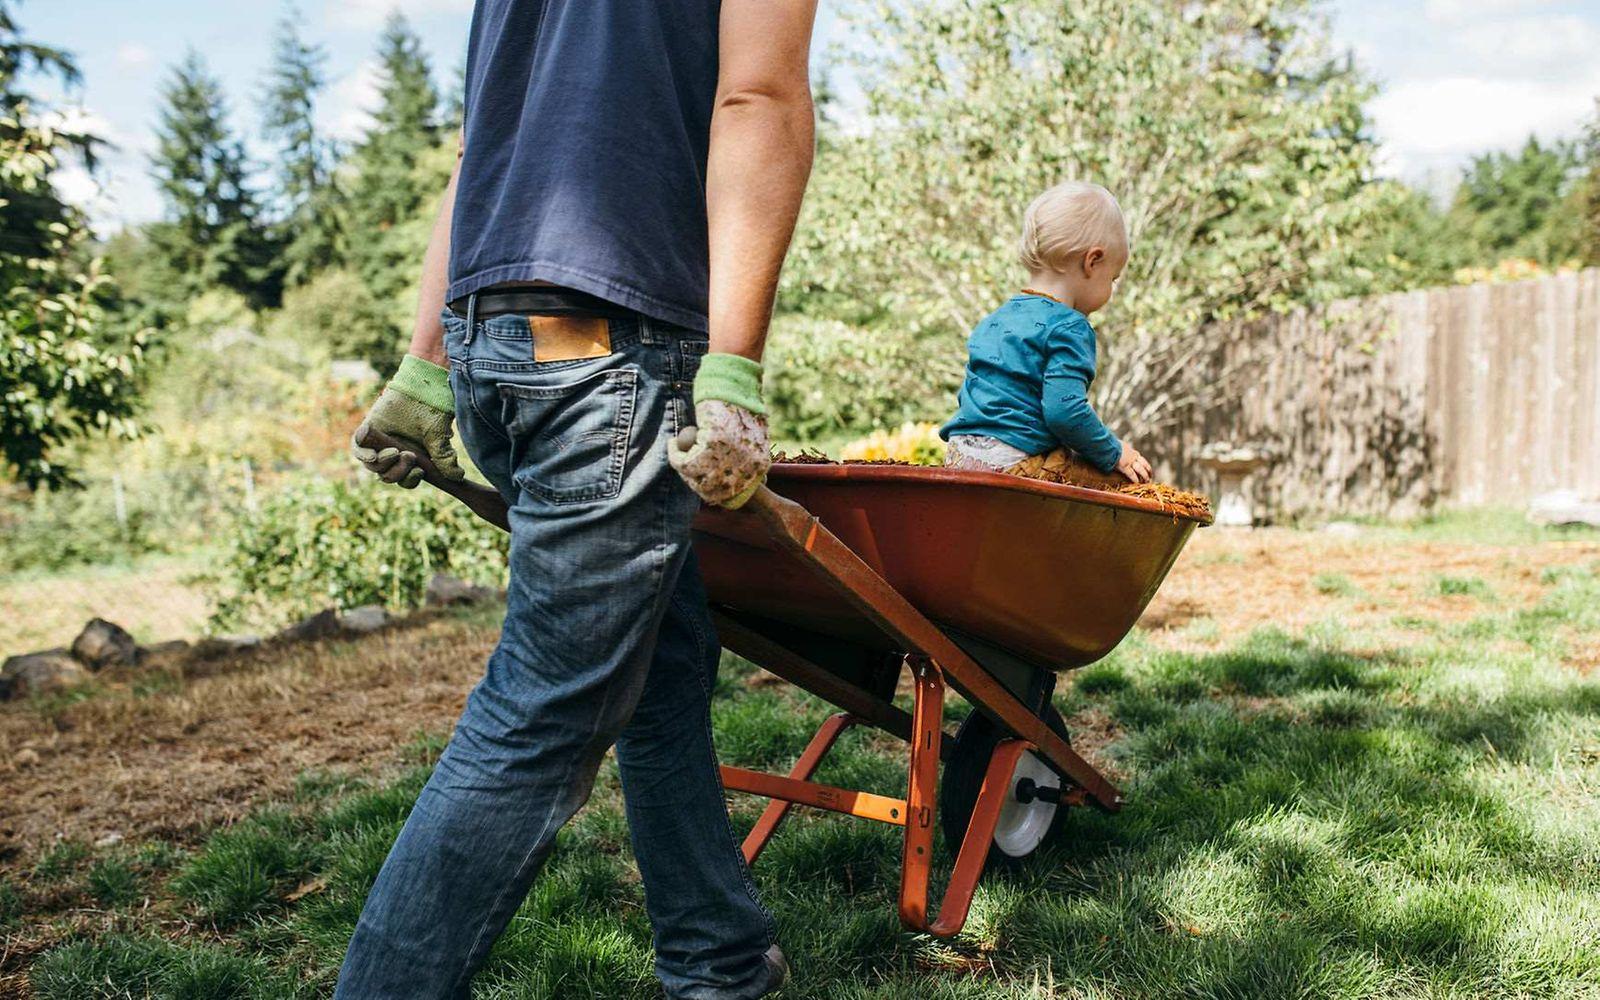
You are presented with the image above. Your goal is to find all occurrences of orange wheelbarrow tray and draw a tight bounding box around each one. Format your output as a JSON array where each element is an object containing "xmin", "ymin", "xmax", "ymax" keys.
[{"xmin": 696, "ymin": 462, "xmax": 1209, "ymax": 938}]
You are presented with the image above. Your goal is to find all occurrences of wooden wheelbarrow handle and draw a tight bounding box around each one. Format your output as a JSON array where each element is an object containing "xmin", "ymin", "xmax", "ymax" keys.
[
  {"xmin": 354, "ymin": 424, "xmax": 512, "ymax": 532},
  {"xmin": 359, "ymin": 423, "xmax": 787, "ymax": 537}
]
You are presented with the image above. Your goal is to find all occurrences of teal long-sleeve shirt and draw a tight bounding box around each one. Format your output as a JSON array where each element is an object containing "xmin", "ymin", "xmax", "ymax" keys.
[{"xmin": 939, "ymin": 294, "xmax": 1123, "ymax": 472}]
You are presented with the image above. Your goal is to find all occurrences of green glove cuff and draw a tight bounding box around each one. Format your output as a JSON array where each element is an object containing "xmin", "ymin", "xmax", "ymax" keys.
[
  {"xmin": 389, "ymin": 354, "xmax": 454, "ymax": 413},
  {"xmin": 693, "ymin": 353, "xmax": 765, "ymax": 417}
]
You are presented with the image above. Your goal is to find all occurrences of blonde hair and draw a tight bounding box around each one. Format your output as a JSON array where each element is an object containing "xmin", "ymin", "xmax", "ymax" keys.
[{"xmin": 1017, "ymin": 181, "xmax": 1128, "ymax": 273}]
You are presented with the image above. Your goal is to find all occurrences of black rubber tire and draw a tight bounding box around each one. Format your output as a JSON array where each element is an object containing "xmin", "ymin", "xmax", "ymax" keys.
[{"xmin": 938, "ymin": 705, "xmax": 1072, "ymax": 869}]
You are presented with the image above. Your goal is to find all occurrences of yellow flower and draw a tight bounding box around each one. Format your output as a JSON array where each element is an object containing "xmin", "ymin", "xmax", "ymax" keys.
[{"xmin": 840, "ymin": 422, "xmax": 946, "ymax": 465}]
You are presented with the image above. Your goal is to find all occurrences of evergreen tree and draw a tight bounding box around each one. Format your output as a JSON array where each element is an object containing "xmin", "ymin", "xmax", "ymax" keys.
[
  {"xmin": 262, "ymin": 4, "xmax": 341, "ymax": 284},
  {"xmin": 0, "ymin": 0, "xmax": 145, "ymax": 486},
  {"xmin": 441, "ymin": 57, "xmax": 466, "ymax": 130},
  {"xmin": 348, "ymin": 12, "xmax": 440, "ymax": 306},
  {"xmin": 149, "ymin": 50, "xmax": 281, "ymax": 308}
]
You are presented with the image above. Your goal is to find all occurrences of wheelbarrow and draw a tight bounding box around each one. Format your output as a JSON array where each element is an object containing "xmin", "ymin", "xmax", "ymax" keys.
[{"xmin": 357, "ymin": 428, "xmax": 1208, "ymax": 938}]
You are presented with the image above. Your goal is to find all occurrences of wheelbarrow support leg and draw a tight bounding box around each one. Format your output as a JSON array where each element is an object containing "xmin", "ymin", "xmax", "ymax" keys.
[
  {"xmin": 738, "ymin": 712, "xmax": 857, "ymax": 865},
  {"xmin": 897, "ymin": 657, "xmax": 1029, "ymax": 938}
]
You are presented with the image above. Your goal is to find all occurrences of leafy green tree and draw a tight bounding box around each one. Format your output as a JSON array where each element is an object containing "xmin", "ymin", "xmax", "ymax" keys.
[
  {"xmin": 1357, "ymin": 182, "xmax": 1470, "ymax": 292},
  {"xmin": 1446, "ymin": 137, "xmax": 1585, "ymax": 267},
  {"xmin": 148, "ymin": 50, "xmax": 281, "ymax": 308},
  {"xmin": 262, "ymin": 4, "xmax": 342, "ymax": 285},
  {"xmin": 0, "ymin": 0, "xmax": 90, "ymax": 264},
  {"xmin": 348, "ymin": 12, "xmax": 440, "ymax": 309},
  {"xmin": 1580, "ymin": 100, "xmax": 1600, "ymax": 266},
  {"xmin": 0, "ymin": 0, "xmax": 145, "ymax": 486},
  {"xmin": 784, "ymin": 0, "xmax": 1397, "ymax": 440}
]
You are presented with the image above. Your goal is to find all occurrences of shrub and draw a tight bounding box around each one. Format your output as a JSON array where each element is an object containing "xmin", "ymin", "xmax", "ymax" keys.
[
  {"xmin": 207, "ymin": 474, "xmax": 508, "ymax": 631},
  {"xmin": 766, "ymin": 315, "xmax": 957, "ymax": 443},
  {"xmin": 266, "ymin": 268, "xmax": 400, "ymax": 369},
  {"xmin": 0, "ymin": 481, "xmax": 163, "ymax": 573}
]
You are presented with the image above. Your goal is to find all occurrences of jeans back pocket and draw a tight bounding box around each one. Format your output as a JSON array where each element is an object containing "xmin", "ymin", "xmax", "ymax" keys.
[{"xmin": 499, "ymin": 368, "xmax": 638, "ymax": 504}]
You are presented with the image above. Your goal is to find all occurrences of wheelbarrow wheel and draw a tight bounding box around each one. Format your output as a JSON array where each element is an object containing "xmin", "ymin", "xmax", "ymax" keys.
[{"xmin": 940, "ymin": 705, "xmax": 1071, "ymax": 868}]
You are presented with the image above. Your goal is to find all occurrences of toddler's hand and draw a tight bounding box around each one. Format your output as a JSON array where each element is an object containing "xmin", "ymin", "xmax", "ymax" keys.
[{"xmin": 1116, "ymin": 442, "xmax": 1152, "ymax": 484}]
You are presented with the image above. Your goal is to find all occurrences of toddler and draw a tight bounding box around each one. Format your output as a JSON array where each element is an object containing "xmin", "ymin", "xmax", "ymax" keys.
[{"xmin": 941, "ymin": 181, "xmax": 1151, "ymax": 486}]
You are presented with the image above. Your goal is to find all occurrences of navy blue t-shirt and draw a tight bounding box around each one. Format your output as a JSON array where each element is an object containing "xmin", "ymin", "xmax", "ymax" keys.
[{"xmin": 451, "ymin": 0, "xmax": 721, "ymax": 331}]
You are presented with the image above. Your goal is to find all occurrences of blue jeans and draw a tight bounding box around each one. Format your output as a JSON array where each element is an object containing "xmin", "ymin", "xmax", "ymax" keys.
[{"xmin": 335, "ymin": 309, "xmax": 777, "ymax": 999}]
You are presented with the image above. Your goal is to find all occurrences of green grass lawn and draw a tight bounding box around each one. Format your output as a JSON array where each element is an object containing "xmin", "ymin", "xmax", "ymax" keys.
[{"xmin": 9, "ymin": 561, "xmax": 1600, "ymax": 999}]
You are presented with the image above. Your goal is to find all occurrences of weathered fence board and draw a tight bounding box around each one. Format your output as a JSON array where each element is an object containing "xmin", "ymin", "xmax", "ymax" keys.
[{"xmin": 1169, "ymin": 268, "xmax": 1600, "ymax": 521}]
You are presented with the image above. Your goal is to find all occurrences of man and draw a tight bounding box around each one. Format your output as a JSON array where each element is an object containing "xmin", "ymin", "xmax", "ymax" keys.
[{"xmin": 342, "ymin": 1, "xmax": 818, "ymax": 996}]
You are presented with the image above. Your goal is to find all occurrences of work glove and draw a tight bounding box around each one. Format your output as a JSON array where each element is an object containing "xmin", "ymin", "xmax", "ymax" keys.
[
  {"xmin": 667, "ymin": 353, "xmax": 771, "ymax": 509},
  {"xmin": 351, "ymin": 354, "xmax": 464, "ymax": 490}
]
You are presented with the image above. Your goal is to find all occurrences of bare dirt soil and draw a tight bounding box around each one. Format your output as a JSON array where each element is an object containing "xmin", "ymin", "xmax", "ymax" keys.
[
  {"xmin": 2, "ymin": 528, "xmax": 1595, "ymax": 872},
  {"xmin": 1143, "ymin": 527, "xmax": 1600, "ymax": 661},
  {"xmin": 0, "ymin": 613, "xmax": 493, "ymax": 870}
]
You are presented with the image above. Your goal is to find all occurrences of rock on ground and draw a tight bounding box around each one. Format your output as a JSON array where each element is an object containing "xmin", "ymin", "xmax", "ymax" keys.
[
  {"xmin": 426, "ymin": 573, "xmax": 498, "ymax": 607},
  {"xmin": 71, "ymin": 618, "xmax": 139, "ymax": 670},
  {"xmin": 1529, "ymin": 491, "xmax": 1600, "ymax": 528},
  {"xmin": 138, "ymin": 639, "xmax": 192, "ymax": 667},
  {"xmin": 278, "ymin": 608, "xmax": 341, "ymax": 643},
  {"xmin": 2, "ymin": 650, "xmax": 89, "ymax": 700},
  {"xmin": 339, "ymin": 605, "xmax": 392, "ymax": 635},
  {"xmin": 191, "ymin": 634, "xmax": 262, "ymax": 660}
]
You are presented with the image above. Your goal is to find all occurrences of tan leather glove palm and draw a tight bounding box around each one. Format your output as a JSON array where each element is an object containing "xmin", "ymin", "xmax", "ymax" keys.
[{"xmin": 668, "ymin": 400, "xmax": 771, "ymax": 508}]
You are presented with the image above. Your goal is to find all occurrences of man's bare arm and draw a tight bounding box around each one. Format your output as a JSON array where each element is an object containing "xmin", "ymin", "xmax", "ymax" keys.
[
  {"xmin": 406, "ymin": 138, "xmax": 465, "ymax": 367},
  {"xmin": 705, "ymin": 0, "xmax": 819, "ymax": 362}
]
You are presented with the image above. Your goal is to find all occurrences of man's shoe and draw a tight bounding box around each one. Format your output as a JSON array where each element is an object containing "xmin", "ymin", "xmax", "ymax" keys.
[{"xmin": 757, "ymin": 944, "xmax": 789, "ymax": 995}]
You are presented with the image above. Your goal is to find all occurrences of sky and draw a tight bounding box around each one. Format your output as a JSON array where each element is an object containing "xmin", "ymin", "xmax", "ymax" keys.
[{"xmin": 16, "ymin": 0, "xmax": 1600, "ymax": 233}]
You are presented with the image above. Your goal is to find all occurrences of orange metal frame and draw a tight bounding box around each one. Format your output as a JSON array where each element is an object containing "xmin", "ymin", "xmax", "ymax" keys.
[{"xmin": 711, "ymin": 488, "xmax": 1126, "ymax": 938}]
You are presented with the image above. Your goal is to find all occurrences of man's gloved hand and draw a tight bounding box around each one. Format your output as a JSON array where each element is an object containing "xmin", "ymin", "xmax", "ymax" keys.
[
  {"xmin": 667, "ymin": 353, "xmax": 771, "ymax": 509},
  {"xmin": 351, "ymin": 354, "xmax": 465, "ymax": 490}
]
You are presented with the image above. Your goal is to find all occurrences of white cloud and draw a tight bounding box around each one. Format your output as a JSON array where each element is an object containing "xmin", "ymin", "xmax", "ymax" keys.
[
  {"xmin": 318, "ymin": 58, "xmax": 382, "ymax": 141},
  {"xmin": 1333, "ymin": 0, "xmax": 1600, "ymax": 184},
  {"xmin": 1370, "ymin": 70, "xmax": 1600, "ymax": 176},
  {"xmin": 115, "ymin": 42, "xmax": 154, "ymax": 70},
  {"xmin": 39, "ymin": 106, "xmax": 128, "ymax": 149},
  {"xmin": 1422, "ymin": 0, "xmax": 1555, "ymax": 26},
  {"xmin": 52, "ymin": 163, "xmax": 102, "ymax": 208},
  {"xmin": 1454, "ymin": 14, "xmax": 1600, "ymax": 75},
  {"xmin": 53, "ymin": 153, "xmax": 164, "ymax": 235},
  {"xmin": 33, "ymin": 106, "xmax": 159, "ymax": 232},
  {"xmin": 325, "ymin": 0, "xmax": 472, "ymax": 31}
]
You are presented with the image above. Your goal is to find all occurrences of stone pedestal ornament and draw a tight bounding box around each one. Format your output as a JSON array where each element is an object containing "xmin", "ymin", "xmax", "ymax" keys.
[{"xmin": 1197, "ymin": 443, "xmax": 1270, "ymax": 528}]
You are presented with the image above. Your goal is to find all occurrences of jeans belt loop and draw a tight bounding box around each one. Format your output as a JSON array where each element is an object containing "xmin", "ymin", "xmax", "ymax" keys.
[
  {"xmin": 464, "ymin": 292, "xmax": 478, "ymax": 346},
  {"xmin": 640, "ymin": 316, "xmax": 664, "ymax": 346}
]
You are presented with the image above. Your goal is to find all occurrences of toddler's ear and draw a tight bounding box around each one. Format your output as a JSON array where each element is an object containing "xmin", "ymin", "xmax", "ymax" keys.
[{"xmin": 1081, "ymin": 246, "xmax": 1106, "ymax": 276}]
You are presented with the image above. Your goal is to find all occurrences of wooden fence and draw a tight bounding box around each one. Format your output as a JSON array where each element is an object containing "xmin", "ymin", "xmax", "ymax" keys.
[{"xmin": 1167, "ymin": 268, "xmax": 1600, "ymax": 521}]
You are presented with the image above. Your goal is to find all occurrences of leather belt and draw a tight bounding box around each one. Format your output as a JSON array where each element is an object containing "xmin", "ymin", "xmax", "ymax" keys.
[{"xmin": 447, "ymin": 286, "xmax": 635, "ymax": 320}]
